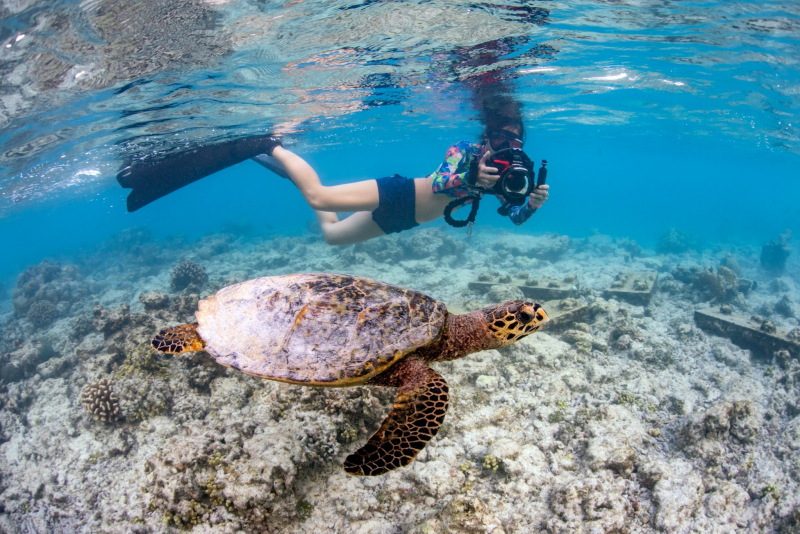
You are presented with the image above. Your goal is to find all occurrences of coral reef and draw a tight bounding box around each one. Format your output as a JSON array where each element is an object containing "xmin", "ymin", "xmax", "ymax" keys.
[
  {"xmin": 139, "ymin": 291, "xmax": 170, "ymax": 311},
  {"xmin": 92, "ymin": 304, "xmax": 132, "ymax": 338},
  {"xmin": 352, "ymin": 227, "xmax": 463, "ymax": 263},
  {"xmin": 493, "ymin": 233, "xmax": 571, "ymax": 261},
  {"xmin": 760, "ymin": 231, "xmax": 791, "ymax": 273},
  {"xmin": 774, "ymin": 295, "xmax": 797, "ymax": 318},
  {"xmin": 401, "ymin": 229, "xmax": 464, "ymax": 260},
  {"xmin": 788, "ymin": 328, "xmax": 800, "ymax": 343},
  {"xmin": 80, "ymin": 378, "xmax": 122, "ymax": 423},
  {"xmin": 116, "ymin": 375, "xmax": 172, "ymax": 422},
  {"xmin": 1, "ymin": 229, "xmax": 799, "ymax": 532},
  {"xmin": 546, "ymin": 474, "xmax": 633, "ymax": 532},
  {"xmin": 657, "ymin": 228, "xmax": 692, "ymax": 253},
  {"xmin": 144, "ymin": 384, "xmax": 389, "ymax": 531},
  {"xmin": 170, "ymin": 260, "xmax": 209, "ymax": 292},
  {"xmin": 12, "ymin": 260, "xmax": 87, "ymax": 329},
  {"xmin": 681, "ymin": 400, "xmax": 760, "ymax": 462},
  {"xmin": 0, "ymin": 342, "xmax": 58, "ymax": 383},
  {"xmin": 194, "ymin": 233, "xmax": 236, "ymax": 258},
  {"xmin": 671, "ymin": 263, "xmax": 755, "ymax": 304},
  {"xmin": 25, "ymin": 300, "xmax": 59, "ymax": 330},
  {"xmin": 90, "ymin": 228, "xmax": 167, "ymax": 270}
]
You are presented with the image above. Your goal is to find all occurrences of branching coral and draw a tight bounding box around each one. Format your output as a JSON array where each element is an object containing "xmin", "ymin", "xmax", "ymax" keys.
[
  {"xmin": 170, "ymin": 260, "xmax": 208, "ymax": 292},
  {"xmin": 81, "ymin": 378, "xmax": 122, "ymax": 423}
]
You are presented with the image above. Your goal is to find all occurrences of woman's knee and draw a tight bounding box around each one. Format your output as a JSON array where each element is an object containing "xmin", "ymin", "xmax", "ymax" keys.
[
  {"xmin": 322, "ymin": 232, "xmax": 355, "ymax": 246},
  {"xmin": 320, "ymin": 226, "xmax": 340, "ymax": 245},
  {"xmin": 319, "ymin": 223, "xmax": 349, "ymax": 245},
  {"xmin": 303, "ymin": 187, "xmax": 332, "ymax": 211}
]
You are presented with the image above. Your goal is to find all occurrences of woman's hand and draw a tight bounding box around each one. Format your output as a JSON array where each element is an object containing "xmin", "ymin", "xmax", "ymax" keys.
[
  {"xmin": 528, "ymin": 184, "xmax": 549, "ymax": 209},
  {"xmin": 475, "ymin": 150, "xmax": 500, "ymax": 189}
]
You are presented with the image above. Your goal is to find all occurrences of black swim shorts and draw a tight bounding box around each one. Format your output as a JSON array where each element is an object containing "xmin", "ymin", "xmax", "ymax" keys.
[{"xmin": 371, "ymin": 174, "xmax": 418, "ymax": 234}]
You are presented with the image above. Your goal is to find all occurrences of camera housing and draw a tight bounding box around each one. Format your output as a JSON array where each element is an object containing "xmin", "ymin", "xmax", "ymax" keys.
[{"xmin": 486, "ymin": 148, "xmax": 535, "ymax": 204}]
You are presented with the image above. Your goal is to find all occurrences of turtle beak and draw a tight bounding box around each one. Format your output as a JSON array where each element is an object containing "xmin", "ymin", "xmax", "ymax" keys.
[
  {"xmin": 520, "ymin": 303, "xmax": 548, "ymax": 329},
  {"xmin": 486, "ymin": 301, "xmax": 549, "ymax": 346},
  {"xmin": 508, "ymin": 302, "xmax": 550, "ymax": 342}
]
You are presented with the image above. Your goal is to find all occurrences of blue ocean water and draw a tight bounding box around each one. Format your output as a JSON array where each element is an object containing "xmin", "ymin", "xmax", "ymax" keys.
[
  {"xmin": 3, "ymin": 125, "xmax": 797, "ymax": 285},
  {"xmin": 1, "ymin": 1, "xmax": 799, "ymax": 288}
]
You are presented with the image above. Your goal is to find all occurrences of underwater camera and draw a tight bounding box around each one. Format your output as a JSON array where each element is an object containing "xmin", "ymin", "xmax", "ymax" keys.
[
  {"xmin": 485, "ymin": 148, "xmax": 540, "ymax": 204},
  {"xmin": 443, "ymin": 148, "xmax": 548, "ymax": 228}
]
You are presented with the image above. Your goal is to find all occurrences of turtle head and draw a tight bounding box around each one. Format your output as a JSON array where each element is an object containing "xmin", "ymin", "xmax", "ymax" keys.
[
  {"xmin": 483, "ymin": 301, "xmax": 549, "ymax": 347},
  {"xmin": 152, "ymin": 323, "xmax": 205, "ymax": 354}
]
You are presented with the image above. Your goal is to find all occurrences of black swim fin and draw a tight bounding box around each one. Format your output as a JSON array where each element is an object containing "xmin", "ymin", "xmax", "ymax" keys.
[{"xmin": 118, "ymin": 135, "xmax": 281, "ymax": 212}]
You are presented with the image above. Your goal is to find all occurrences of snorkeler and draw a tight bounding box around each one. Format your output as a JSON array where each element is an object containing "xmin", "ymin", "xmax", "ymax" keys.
[
  {"xmin": 256, "ymin": 99, "xmax": 550, "ymax": 245},
  {"xmin": 118, "ymin": 98, "xmax": 549, "ymax": 243}
]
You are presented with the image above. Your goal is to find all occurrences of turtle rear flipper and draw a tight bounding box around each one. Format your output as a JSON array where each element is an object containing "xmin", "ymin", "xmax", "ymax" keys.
[
  {"xmin": 344, "ymin": 357, "xmax": 449, "ymax": 476},
  {"xmin": 152, "ymin": 323, "xmax": 205, "ymax": 354}
]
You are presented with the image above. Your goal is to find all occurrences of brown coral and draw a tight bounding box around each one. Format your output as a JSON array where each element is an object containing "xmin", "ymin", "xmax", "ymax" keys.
[{"xmin": 81, "ymin": 378, "xmax": 122, "ymax": 423}]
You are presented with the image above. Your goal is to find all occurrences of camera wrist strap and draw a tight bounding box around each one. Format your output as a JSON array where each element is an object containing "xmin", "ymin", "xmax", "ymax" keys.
[{"xmin": 443, "ymin": 193, "xmax": 482, "ymax": 228}]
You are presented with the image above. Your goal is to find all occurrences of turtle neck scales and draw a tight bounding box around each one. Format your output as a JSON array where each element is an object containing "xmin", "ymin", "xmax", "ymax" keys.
[{"xmin": 418, "ymin": 310, "xmax": 500, "ymax": 362}]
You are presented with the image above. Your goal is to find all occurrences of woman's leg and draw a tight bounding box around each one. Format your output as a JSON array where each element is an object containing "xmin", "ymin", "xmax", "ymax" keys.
[
  {"xmin": 317, "ymin": 211, "xmax": 386, "ymax": 245},
  {"xmin": 263, "ymin": 146, "xmax": 385, "ymax": 244},
  {"xmin": 270, "ymin": 146, "xmax": 379, "ymax": 212}
]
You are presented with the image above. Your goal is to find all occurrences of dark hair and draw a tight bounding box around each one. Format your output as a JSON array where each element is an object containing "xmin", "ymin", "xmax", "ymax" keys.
[{"xmin": 480, "ymin": 95, "xmax": 524, "ymax": 139}]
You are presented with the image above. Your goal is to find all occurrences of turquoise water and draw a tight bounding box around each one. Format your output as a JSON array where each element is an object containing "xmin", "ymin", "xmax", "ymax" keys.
[
  {"xmin": 1, "ymin": 1, "xmax": 799, "ymax": 286},
  {"xmin": 2, "ymin": 128, "xmax": 797, "ymax": 284}
]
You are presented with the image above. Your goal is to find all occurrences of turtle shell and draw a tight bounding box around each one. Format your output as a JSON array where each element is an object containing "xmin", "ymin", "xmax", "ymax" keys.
[{"xmin": 196, "ymin": 273, "xmax": 447, "ymax": 385}]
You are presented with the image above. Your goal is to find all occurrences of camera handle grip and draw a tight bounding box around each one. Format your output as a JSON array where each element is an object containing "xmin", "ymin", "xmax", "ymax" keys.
[{"xmin": 537, "ymin": 159, "xmax": 548, "ymax": 187}]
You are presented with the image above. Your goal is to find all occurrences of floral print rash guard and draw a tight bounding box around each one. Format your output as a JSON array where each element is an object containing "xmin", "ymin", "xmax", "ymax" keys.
[{"xmin": 429, "ymin": 140, "xmax": 537, "ymax": 225}]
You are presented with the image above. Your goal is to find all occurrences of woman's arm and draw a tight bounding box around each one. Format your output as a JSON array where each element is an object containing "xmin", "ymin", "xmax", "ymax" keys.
[
  {"xmin": 430, "ymin": 141, "xmax": 480, "ymax": 194},
  {"xmin": 506, "ymin": 184, "xmax": 550, "ymax": 225}
]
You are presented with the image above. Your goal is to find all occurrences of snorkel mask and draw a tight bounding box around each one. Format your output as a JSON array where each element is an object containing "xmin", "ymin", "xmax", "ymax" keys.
[{"xmin": 487, "ymin": 129, "xmax": 524, "ymax": 151}]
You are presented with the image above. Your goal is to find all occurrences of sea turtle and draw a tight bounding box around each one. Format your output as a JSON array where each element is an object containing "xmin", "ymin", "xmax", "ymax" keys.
[{"xmin": 152, "ymin": 273, "xmax": 548, "ymax": 476}]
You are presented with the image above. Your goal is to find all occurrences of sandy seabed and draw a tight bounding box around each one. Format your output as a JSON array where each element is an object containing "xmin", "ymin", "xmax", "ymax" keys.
[{"xmin": 1, "ymin": 226, "xmax": 799, "ymax": 533}]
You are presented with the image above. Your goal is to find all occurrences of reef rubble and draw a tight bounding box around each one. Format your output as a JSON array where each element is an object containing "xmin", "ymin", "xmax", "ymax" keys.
[{"xmin": 0, "ymin": 228, "xmax": 799, "ymax": 532}]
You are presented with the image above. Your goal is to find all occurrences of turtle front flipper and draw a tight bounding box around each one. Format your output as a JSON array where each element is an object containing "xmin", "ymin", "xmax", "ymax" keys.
[
  {"xmin": 152, "ymin": 323, "xmax": 205, "ymax": 354},
  {"xmin": 344, "ymin": 357, "xmax": 449, "ymax": 476}
]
